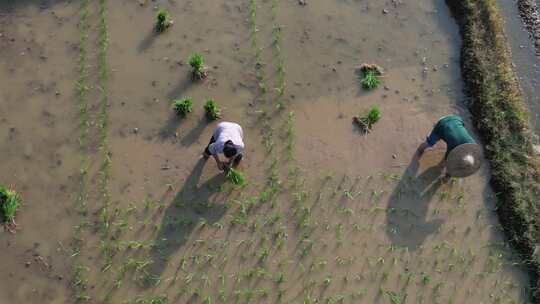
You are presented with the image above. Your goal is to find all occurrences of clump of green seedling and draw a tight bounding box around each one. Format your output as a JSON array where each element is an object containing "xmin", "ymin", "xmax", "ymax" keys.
[
  {"xmin": 386, "ymin": 291, "xmax": 403, "ymax": 304},
  {"xmin": 0, "ymin": 186, "xmax": 20, "ymax": 233},
  {"xmin": 204, "ymin": 99, "xmax": 221, "ymax": 120},
  {"xmin": 172, "ymin": 98, "xmax": 193, "ymax": 117},
  {"xmin": 155, "ymin": 9, "xmax": 173, "ymax": 33},
  {"xmin": 353, "ymin": 106, "xmax": 381, "ymax": 134},
  {"xmin": 225, "ymin": 168, "xmax": 246, "ymax": 186},
  {"xmin": 188, "ymin": 53, "xmax": 208, "ymax": 80},
  {"xmin": 136, "ymin": 294, "xmax": 168, "ymax": 304},
  {"xmin": 358, "ymin": 63, "xmax": 382, "ymax": 90}
]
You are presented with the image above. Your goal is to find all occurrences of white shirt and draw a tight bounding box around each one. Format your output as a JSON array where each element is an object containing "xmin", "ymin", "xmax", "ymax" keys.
[{"xmin": 208, "ymin": 122, "xmax": 245, "ymax": 155}]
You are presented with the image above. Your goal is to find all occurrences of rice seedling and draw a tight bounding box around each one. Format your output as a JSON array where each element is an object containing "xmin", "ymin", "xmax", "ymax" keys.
[
  {"xmin": 323, "ymin": 276, "xmax": 332, "ymax": 285},
  {"xmin": 225, "ymin": 167, "xmax": 247, "ymax": 186},
  {"xmin": 326, "ymin": 295, "xmax": 345, "ymax": 304},
  {"xmin": 386, "ymin": 291, "xmax": 403, "ymax": 304},
  {"xmin": 286, "ymin": 111, "xmax": 294, "ymax": 159},
  {"xmin": 202, "ymin": 296, "xmax": 212, "ymax": 304},
  {"xmin": 123, "ymin": 258, "xmax": 153, "ymax": 272},
  {"xmin": 203, "ymin": 99, "xmax": 221, "ymax": 120},
  {"xmin": 72, "ymin": 264, "xmax": 89, "ymax": 288},
  {"xmin": 155, "ymin": 9, "xmax": 173, "ymax": 33},
  {"xmin": 172, "ymin": 98, "xmax": 193, "ymax": 117},
  {"xmin": 76, "ymin": 294, "xmax": 91, "ymax": 302},
  {"xmin": 358, "ymin": 63, "xmax": 382, "ymax": 90},
  {"xmin": 184, "ymin": 272, "xmax": 194, "ymax": 285},
  {"xmin": 0, "ymin": 186, "xmax": 20, "ymax": 233},
  {"xmin": 258, "ymin": 247, "xmax": 270, "ymax": 261},
  {"xmin": 139, "ymin": 272, "xmax": 161, "ymax": 287},
  {"xmin": 188, "ymin": 52, "xmax": 208, "ymax": 80},
  {"xmin": 353, "ymin": 106, "xmax": 381, "ymax": 134},
  {"xmin": 75, "ymin": 0, "xmax": 91, "ymax": 220},
  {"xmin": 201, "ymin": 274, "xmax": 211, "ymax": 287},
  {"xmin": 361, "ymin": 70, "xmax": 380, "ymax": 89},
  {"xmin": 303, "ymin": 294, "xmax": 316, "ymax": 304},
  {"xmin": 275, "ymin": 272, "xmax": 285, "ymax": 284},
  {"xmin": 135, "ymin": 295, "xmax": 168, "ymax": 304}
]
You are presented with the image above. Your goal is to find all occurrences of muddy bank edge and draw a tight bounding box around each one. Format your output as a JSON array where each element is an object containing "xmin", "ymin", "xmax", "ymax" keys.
[{"xmin": 446, "ymin": 0, "xmax": 540, "ymax": 300}]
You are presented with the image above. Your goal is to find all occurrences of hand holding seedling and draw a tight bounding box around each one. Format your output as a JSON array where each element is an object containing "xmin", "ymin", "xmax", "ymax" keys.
[
  {"xmin": 215, "ymin": 156, "xmax": 227, "ymax": 171},
  {"xmin": 224, "ymin": 167, "xmax": 246, "ymax": 186}
]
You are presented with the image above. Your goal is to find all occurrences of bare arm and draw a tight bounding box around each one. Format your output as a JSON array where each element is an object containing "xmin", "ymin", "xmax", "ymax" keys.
[
  {"xmin": 417, "ymin": 142, "xmax": 430, "ymax": 156},
  {"xmin": 213, "ymin": 154, "xmax": 225, "ymax": 171}
]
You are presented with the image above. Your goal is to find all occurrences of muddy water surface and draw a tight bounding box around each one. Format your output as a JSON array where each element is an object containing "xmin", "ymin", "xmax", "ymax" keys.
[
  {"xmin": 0, "ymin": 0, "xmax": 531, "ymax": 303},
  {"xmin": 0, "ymin": 2, "xmax": 82, "ymax": 303}
]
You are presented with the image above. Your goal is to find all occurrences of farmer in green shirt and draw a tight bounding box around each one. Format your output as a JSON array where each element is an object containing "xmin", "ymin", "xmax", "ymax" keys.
[{"xmin": 418, "ymin": 115, "xmax": 483, "ymax": 177}]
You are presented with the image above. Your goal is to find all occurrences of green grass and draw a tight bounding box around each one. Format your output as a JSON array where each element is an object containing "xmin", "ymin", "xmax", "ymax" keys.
[
  {"xmin": 361, "ymin": 70, "xmax": 380, "ymax": 90},
  {"xmin": 155, "ymin": 9, "xmax": 173, "ymax": 33},
  {"xmin": 225, "ymin": 168, "xmax": 246, "ymax": 186},
  {"xmin": 0, "ymin": 179, "xmax": 21, "ymax": 224},
  {"xmin": 172, "ymin": 98, "xmax": 193, "ymax": 117},
  {"xmin": 203, "ymin": 99, "xmax": 221, "ymax": 120},
  {"xmin": 188, "ymin": 53, "xmax": 207, "ymax": 80}
]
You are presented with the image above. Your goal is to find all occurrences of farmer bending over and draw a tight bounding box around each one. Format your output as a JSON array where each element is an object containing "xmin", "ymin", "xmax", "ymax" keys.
[
  {"xmin": 203, "ymin": 121, "xmax": 244, "ymax": 171},
  {"xmin": 418, "ymin": 115, "xmax": 483, "ymax": 177}
]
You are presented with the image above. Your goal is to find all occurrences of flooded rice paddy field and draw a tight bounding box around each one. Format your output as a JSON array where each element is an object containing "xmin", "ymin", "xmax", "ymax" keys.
[{"xmin": 0, "ymin": 0, "xmax": 531, "ymax": 303}]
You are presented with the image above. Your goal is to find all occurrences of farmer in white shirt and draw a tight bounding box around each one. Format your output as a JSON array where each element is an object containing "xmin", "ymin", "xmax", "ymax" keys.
[{"xmin": 203, "ymin": 122, "xmax": 245, "ymax": 170}]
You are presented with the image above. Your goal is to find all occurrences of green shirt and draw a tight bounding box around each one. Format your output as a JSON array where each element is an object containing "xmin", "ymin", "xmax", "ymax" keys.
[{"xmin": 426, "ymin": 115, "xmax": 476, "ymax": 154}]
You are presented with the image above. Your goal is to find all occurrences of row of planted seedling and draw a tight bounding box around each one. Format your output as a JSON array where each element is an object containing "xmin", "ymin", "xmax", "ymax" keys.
[
  {"xmin": 105, "ymin": 169, "xmax": 517, "ymax": 303},
  {"xmin": 73, "ymin": 0, "xmax": 91, "ymax": 259},
  {"xmin": 68, "ymin": 0, "xmax": 115, "ymax": 302},
  {"xmin": 71, "ymin": 0, "xmax": 93, "ymax": 301},
  {"xmin": 83, "ymin": 5, "xmax": 520, "ymax": 304},
  {"xmin": 71, "ymin": 24, "xmax": 250, "ymax": 304},
  {"xmin": 320, "ymin": 175, "xmax": 483, "ymax": 302}
]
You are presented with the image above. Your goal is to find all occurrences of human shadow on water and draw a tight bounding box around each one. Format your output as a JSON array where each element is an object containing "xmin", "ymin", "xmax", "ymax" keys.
[
  {"xmin": 138, "ymin": 28, "xmax": 159, "ymax": 52},
  {"xmin": 147, "ymin": 158, "xmax": 228, "ymax": 278},
  {"xmin": 181, "ymin": 118, "xmax": 208, "ymax": 146},
  {"xmin": 386, "ymin": 150, "xmax": 446, "ymax": 250},
  {"xmin": 157, "ymin": 113, "xmax": 184, "ymax": 141},
  {"xmin": 167, "ymin": 75, "xmax": 192, "ymax": 101}
]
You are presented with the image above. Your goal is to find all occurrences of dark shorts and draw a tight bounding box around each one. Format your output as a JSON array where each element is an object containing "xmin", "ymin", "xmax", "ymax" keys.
[{"xmin": 204, "ymin": 136, "xmax": 216, "ymax": 155}]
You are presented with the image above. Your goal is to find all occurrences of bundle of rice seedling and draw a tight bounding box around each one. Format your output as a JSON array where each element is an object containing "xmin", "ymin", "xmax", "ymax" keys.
[
  {"xmin": 225, "ymin": 168, "xmax": 246, "ymax": 186},
  {"xmin": 0, "ymin": 186, "xmax": 20, "ymax": 233}
]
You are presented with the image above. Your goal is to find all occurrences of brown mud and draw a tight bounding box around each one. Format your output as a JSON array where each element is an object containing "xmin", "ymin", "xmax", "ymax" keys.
[{"xmin": 0, "ymin": 0, "xmax": 532, "ymax": 303}]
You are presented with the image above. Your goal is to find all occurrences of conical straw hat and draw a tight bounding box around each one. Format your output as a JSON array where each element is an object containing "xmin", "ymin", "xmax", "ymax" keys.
[{"xmin": 446, "ymin": 143, "xmax": 483, "ymax": 177}]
